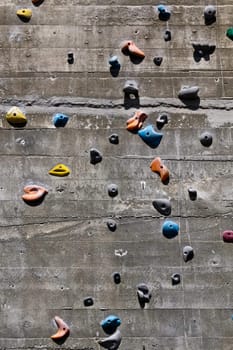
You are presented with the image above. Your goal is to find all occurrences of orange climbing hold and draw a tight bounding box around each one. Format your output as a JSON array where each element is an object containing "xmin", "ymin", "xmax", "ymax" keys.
[
  {"xmin": 121, "ymin": 41, "xmax": 145, "ymax": 58},
  {"xmin": 22, "ymin": 185, "xmax": 48, "ymax": 203},
  {"xmin": 51, "ymin": 316, "xmax": 70, "ymax": 341},
  {"xmin": 150, "ymin": 157, "xmax": 169, "ymax": 183},
  {"xmin": 126, "ymin": 111, "xmax": 148, "ymax": 132}
]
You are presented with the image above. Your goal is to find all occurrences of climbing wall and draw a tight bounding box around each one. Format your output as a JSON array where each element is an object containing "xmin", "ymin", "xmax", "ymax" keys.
[{"xmin": 0, "ymin": 1, "xmax": 233, "ymax": 350}]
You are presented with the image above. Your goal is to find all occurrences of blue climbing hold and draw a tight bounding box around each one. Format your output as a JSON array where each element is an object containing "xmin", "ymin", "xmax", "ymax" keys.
[
  {"xmin": 157, "ymin": 4, "xmax": 171, "ymax": 20},
  {"xmin": 101, "ymin": 315, "xmax": 121, "ymax": 335},
  {"xmin": 138, "ymin": 125, "xmax": 163, "ymax": 148},
  {"xmin": 162, "ymin": 220, "xmax": 179, "ymax": 239},
  {"xmin": 53, "ymin": 113, "xmax": 69, "ymax": 127}
]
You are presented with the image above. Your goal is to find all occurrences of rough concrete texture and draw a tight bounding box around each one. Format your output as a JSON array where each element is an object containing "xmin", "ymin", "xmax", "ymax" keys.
[{"xmin": 0, "ymin": 1, "xmax": 233, "ymax": 350}]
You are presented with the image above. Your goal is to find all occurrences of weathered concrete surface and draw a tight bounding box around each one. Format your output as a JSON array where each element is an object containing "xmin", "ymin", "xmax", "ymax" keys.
[{"xmin": 0, "ymin": 1, "xmax": 233, "ymax": 350}]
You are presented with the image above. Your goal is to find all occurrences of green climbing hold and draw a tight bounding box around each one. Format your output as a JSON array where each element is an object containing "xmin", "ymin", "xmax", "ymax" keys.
[{"xmin": 226, "ymin": 28, "xmax": 233, "ymax": 40}]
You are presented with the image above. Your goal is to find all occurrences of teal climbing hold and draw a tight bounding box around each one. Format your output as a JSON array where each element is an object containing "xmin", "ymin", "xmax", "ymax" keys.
[
  {"xmin": 138, "ymin": 125, "xmax": 163, "ymax": 148},
  {"xmin": 226, "ymin": 28, "xmax": 233, "ymax": 40}
]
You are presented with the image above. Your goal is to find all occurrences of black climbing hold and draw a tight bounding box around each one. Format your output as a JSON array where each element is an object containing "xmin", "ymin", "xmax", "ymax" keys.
[
  {"xmin": 108, "ymin": 184, "xmax": 118, "ymax": 198},
  {"xmin": 123, "ymin": 80, "xmax": 138, "ymax": 95},
  {"xmin": 153, "ymin": 56, "xmax": 163, "ymax": 66},
  {"xmin": 204, "ymin": 5, "xmax": 216, "ymax": 25},
  {"xmin": 183, "ymin": 246, "xmax": 194, "ymax": 262},
  {"xmin": 123, "ymin": 80, "xmax": 140, "ymax": 109},
  {"xmin": 90, "ymin": 148, "xmax": 102, "ymax": 165},
  {"xmin": 157, "ymin": 4, "xmax": 171, "ymax": 21},
  {"xmin": 98, "ymin": 329, "xmax": 122, "ymax": 350},
  {"xmin": 107, "ymin": 219, "xmax": 117, "ymax": 232},
  {"xmin": 156, "ymin": 113, "xmax": 168, "ymax": 130},
  {"xmin": 67, "ymin": 52, "xmax": 74, "ymax": 64},
  {"xmin": 199, "ymin": 132, "xmax": 212, "ymax": 147},
  {"xmin": 178, "ymin": 86, "xmax": 199, "ymax": 100},
  {"xmin": 109, "ymin": 134, "xmax": 119, "ymax": 145},
  {"xmin": 137, "ymin": 283, "xmax": 151, "ymax": 308},
  {"xmin": 192, "ymin": 44, "xmax": 216, "ymax": 62},
  {"xmin": 164, "ymin": 30, "xmax": 171, "ymax": 42},
  {"xmin": 171, "ymin": 273, "xmax": 181, "ymax": 285},
  {"xmin": 83, "ymin": 297, "xmax": 94, "ymax": 307},
  {"xmin": 112, "ymin": 272, "xmax": 121, "ymax": 284},
  {"xmin": 152, "ymin": 199, "xmax": 171, "ymax": 216},
  {"xmin": 188, "ymin": 188, "xmax": 197, "ymax": 201}
]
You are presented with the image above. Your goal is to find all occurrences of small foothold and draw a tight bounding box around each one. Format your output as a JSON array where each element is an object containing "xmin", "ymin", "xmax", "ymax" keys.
[
  {"xmin": 51, "ymin": 316, "xmax": 70, "ymax": 343},
  {"xmin": 164, "ymin": 29, "xmax": 171, "ymax": 42},
  {"xmin": 83, "ymin": 297, "xmax": 94, "ymax": 307},
  {"xmin": 199, "ymin": 132, "xmax": 212, "ymax": 147},
  {"xmin": 162, "ymin": 220, "xmax": 179, "ymax": 239},
  {"xmin": 156, "ymin": 114, "xmax": 168, "ymax": 130},
  {"xmin": 67, "ymin": 52, "xmax": 74, "ymax": 64},
  {"xmin": 22, "ymin": 185, "xmax": 48, "ymax": 204},
  {"xmin": 108, "ymin": 184, "xmax": 118, "ymax": 198},
  {"xmin": 98, "ymin": 329, "xmax": 122, "ymax": 350},
  {"xmin": 101, "ymin": 315, "xmax": 121, "ymax": 335},
  {"xmin": 16, "ymin": 9, "xmax": 32, "ymax": 22},
  {"xmin": 222, "ymin": 231, "xmax": 233, "ymax": 243},
  {"xmin": 178, "ymin": 86, "xmax": 199, "ymax": 100},
  {"xmin": 49, "ymin": 164, "xmax": 70, "ymax": 177},
  {"xmin": 137, "ymin": 283, "xmax": 151, "ymax": 308},
  {"xmin": 109, "ymin": 56, "xmax": 121, "ymax": 69},
  {"xmin": 126, "ymin": 111, "xmax": 148, "ymax": 133},
  {"xmin": 6, "ymin": 106, "xmax": 27, "ymax": 127},
  {"xmin": 53, "ymin": 113, "xmax": 69, "ymax": 127},
  {"xmin": 121, "ymin": 40, "xmax": 145, "ymax": 59},
  {"xmin": 226, "ymin": 28, "xmax": 233, "ymax": 41},
  {"xmin": 90, "ymin": 148, "xmax": 102, "ymax": 165},
  {"xmin": 188, "ymin": 188, "xmax": 197, "ymax": 201},
  {"xmin": 183, "ymin": 246, "xmax": 194, "ymax": 262},
  {"xmin": 153, "ymin": 56, "xmax": 163, "ymax": 66},
  {"xmin": 152, "ymin": 198, "xmax": 171, "ymax": 216},
  {"xmin": 107, "ymin": 219, "xmax": 117, "ymax": 232},
  {"xmin": 157, "ymin": 4, "xmax": 171, "ymax": 21},
  {"xmin": 204, "ymin": 5, "xmax": 216, "ymax": 25},
  {"xmin": 150, "ymin": 157, "xmax": 169, "ymax": 184},
  {"xmin": 112, "ymin": 272, "xmax": 121, "ymax": 284},
  {"xmin": 171, "ymin": 273, "xmax": 181, "ymax": 285},
  {"xmin": 138, "ymin": 125, "xmax": 163, "ymax": 148},
  {"xmin": 109, "ymin": 134, "xmax": 119, "ymax": 145},
  {"xmin": 32, "ymin": 0, "xmax": 44, "ymax": 6}
]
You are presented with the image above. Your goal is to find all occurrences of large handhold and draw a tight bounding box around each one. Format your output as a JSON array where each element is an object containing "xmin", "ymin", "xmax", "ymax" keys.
[
  {"xmin": 183, "ymin": 246, "xmax": 194, "ymax": 262},
  {"xmin": 137, "ymin": 283, "xmax": 151, "ymax": 308},
  {"xmin": 126, "ymin": 111, "xmax": 148, "ymax": 133},
  {"xmin": 222, "ymin": 231, "xmax": 233, "ymax": 242},
  {"xmin": 121, "ymin": 40, "xmax": 145, "ymax": 59},
  {"xmin": 53, "ymin": 113, "xmax": 69, "ymax": 127},
  {"xmin": 49, "ymin": 164, "xmax": 70, "ymax": 177},
  {"xmin": 138, "ymin": 125, "xmax": 163, "ymax": 148},
  {"xmin": 157, "ymin": 4, "xmax": 171, "ymax": 21},
  {"xmin": 204, "ymin": 5, "xmax": 216, "ymax": 25},
  {"xmin": 32, "ymin": 0, "xmax": 44, "ymax": 6},
  {"xmin": 162, "ymin": 220, "xmax": 179, "ymax": 239},
  {"xmin": 22, "ymin": 185, "xmax": 48, "ymax": 204},
  {"xmin": 51, "ymin": 316, "xmax": 70, "ymax": 343},
  {"xmin": 178, "ymin": 86, "xmax": 199, "ymax": 100},
  {"xmin": 90, "ymin": 148, "xmax": 102, "ymax": 165},
  {"xmin": 98, "ymin": 329, "xmax": 122, "ymax": 350},
  {"xmin": 16, "ymin": 9, "xmax": 32, "ymax": 22},
  {"xmin": 192, "ymin": 44, "xmax": 216, "ymax": 62},
  {"xmin": 5, "ymin": 106, "xmax": 27, "ymax": 127},
  {"xmin": 152, "ymin": 198, "xmax": 171, "ymax": 216},
  {"xmin": 101, "ymin": 315, "xmax": 121, "ymax": 335},
  {"xmin": 150, "ymin": 157, "xmax": 169, "ymax": 184}
]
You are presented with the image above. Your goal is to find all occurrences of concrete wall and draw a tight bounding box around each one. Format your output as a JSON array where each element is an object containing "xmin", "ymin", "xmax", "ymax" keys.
[{"xmin": 0, "ymin": 1, "xmax": 233, "ymax": 350}]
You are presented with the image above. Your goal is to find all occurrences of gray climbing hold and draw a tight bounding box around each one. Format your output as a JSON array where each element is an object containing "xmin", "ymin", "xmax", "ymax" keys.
[
  {"xmin": 107, "ymin": 219, "xmax": 117, "ymax": 232},
  {"xmin": 108, "ymin": 184, "xmax": 118, "ymax": 198},
  {"xmin": 112, "ymin": 272, "xmax": 121, "ymax": 284},
  {"xmin": 183, "ymin": 246, "xmax": 194, "ymax": 262},
  {"xmin": 152, "ymin": 199, "xmax": 171, "ymax": 216},
  {"xmin": 156, "ymin": 113, "xmax": 168, "ymax": 130},
  {"xmin": 109, "ymin": 134, "xmax": 119, "ymax": 144},
  {"xmin": 171, "ymin": 273, "xmax": 181, "ymax": 285},
  {"xmin": 178, "ymin": 86, "xmax": 199, "ymax": 100},
  {"xmin": 83, "ymin": 297, "xmax": 94, "ymax": 307},
  {"xmin": 137, "ymin": 283, "xmax": 151, "ymax": 308},
  {"xmin": 199, "ymin": 132, "xmax": 212, "ymax": 147},
  {"xmin": 188, "ymin": 188, "xmax": 197, "ymax": 201},
  {"xmin": 98, "ymin": 329, "xmax": 122, "ymax": 350},
  {"xmin": 90, "ymin": 148, "xmax": 102, "ymax": 165}
]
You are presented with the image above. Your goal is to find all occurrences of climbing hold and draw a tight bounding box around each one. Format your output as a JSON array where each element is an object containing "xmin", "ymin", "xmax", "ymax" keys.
[
  {"xmin": 123, "ymin": 80, "xmax": 139, "ymax": 96},
  {"xmin": 109, "ymin": 134, "xmax": 119, "ymax": 145},
  {"xmin": 109, "ymin": 56, "xmax": 121, "ymax": 69},
  {"xmin": 153, "ymin": 56, "xmax": 163, "ymax": 66},
  {"xmin": 204, "ymin": 5, "xmax": 216, "ymax": 25},
  {"xmin": 53, "ymin": 113, "xmax": 69, "ymax": 127},
  {"xmin": 178, "ymin": 86, "xmax": 199, "ymax": 100},
  {"xmin": 222, "ymin": 231, "xmax": 233, "ymax": 243},
  {"xmin": 152, "ymin": 198, "xmax": 171, "ymax": 216},
  {"xmin": 121, "ymin": 40, "xmax": 145, "ymax": 59},
  {"xmin": 162, "ymin": 220, "xmax": 179, "ymax": 239},
  {"xmin": 83, "ymin": 297, "xmax": 94, "ymax": 307},
  {"xmin": 226, "ymin": 28, "xmax": 233, "ymax": 41},
  {"xmin": 101, "ymin": 315, "xmax": 121, "ymax": 335},
  {"xmin": 183, "ymin": 246, "xmax": 194, "ymax": 262},
  {"xmin": 16, "ymin": 9, "xmax": 32, "ymax": 22},
  {"xmin": 192, "ymin": 44, "xmax": 216, "ymax": 62},
  {"xmin": 157, "ymin": 4, "xmax": 171, "ymax": 21},
  {"xmin": 138, "ymin": 125, "xmax": 163, "ymax": 148},
  {"xmin": 107, "ymin": 219, "xmax": 117, "ymax": 232},
  {"xmin": 51, "ymin": 316, "xmax": 70, "ymax": 342},
  {"xmin": 164, "ymin": 30, "xmax": 171, "ymax": 42},
  {"xmin": 171, "ymin": 273, "xmax": 181, "ymax": 285},
  {"xmin": 32, "ymin": 0, "xmax": 44, "ymax": 6},
  {"xmin": 108, "ymin": 184, "xmax": 118, "ymax": 198},
  {"xmin": 199, "ymin": 132, "xmax": 213, "ymax": 147},
  {"xmin": 126, "ymin": 111, "xmax": 148, "ymax": 133},
  {"xmin": 112, "ymin": 272, "xmax": 121, "ymax": 284},
  {"xmin": 98, "ymin": 329, "xmax": 122, "ymax": 350},
  {"xmin": 156, "ymin": 113, "xmax": 168, "ymax": 130},
  {"xmin": 67, "ymin": 52, "xmax": 74, "ymax": 64},
  {"xmin": 188, "ymin": 188, "xmax": 197, "ymax": 201},
  {"xmin": 5, "ymin": 106, "xmax": 27, "ymax": 127},
  {"xmin": 150, "ymin": 157, "xmax": 169, "ymax": 184},
  {"xmin": 22, "ymin": 185, "xmax": 48, "ymax": 204},
  {"xmin": 137, "ymin": 283, "xmax": 151, "ymax": 308},
  {"xmin": 90, "ymin": 148, "xmax": 102, "ymax": 165},
  {"xmin": 49, "ymin": 164, "xmax": 70, "ymax": 177}
]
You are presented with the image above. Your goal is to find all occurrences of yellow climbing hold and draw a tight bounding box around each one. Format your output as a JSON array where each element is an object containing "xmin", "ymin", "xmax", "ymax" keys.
[
  {"xmin": 49, "ymin": 164, "xmax": 71, "ymax": 177},
  {"xmin": 5, "ymin": 107, "xmax": 27, "ymax": 127},
  {"xmin": 16, "ymin": 9, "xmax": 32, "ymax": 21}
]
